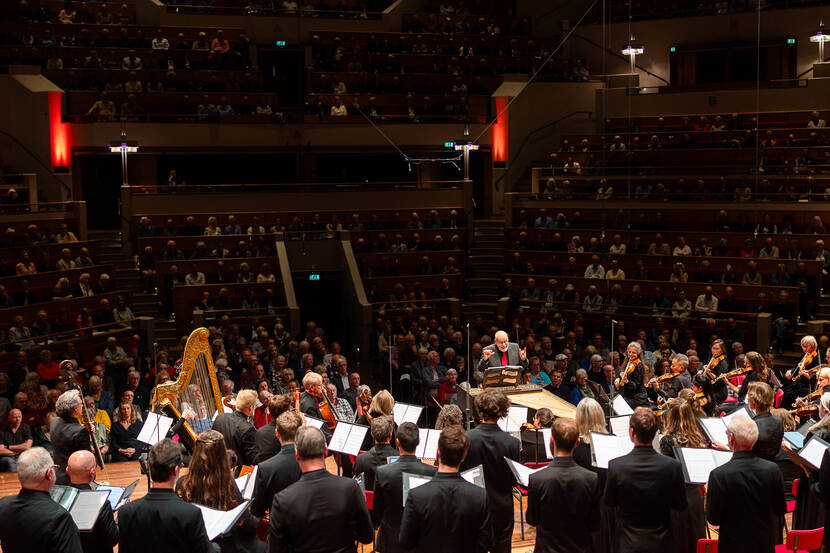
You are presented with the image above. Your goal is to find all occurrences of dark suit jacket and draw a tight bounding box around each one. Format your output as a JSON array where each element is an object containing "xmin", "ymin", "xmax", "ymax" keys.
[
  {"xmin": 707, "ymin": 450, "xmax": 786, "ymax": 553},
  {"xmin": 460, "ymin": 423, "xmax": 521, "ymax": 525},
  {"xmin": 254, "ymin": 421, "xmax": 281, "ymax": 464},
  {"xmin": 752, "ymin": 412, "xmax": 785, "ymax": 462},
  {"xmin": 399, "ymin": 472, "xmax": 491, "ymax": 553},
  {"xmin": 118, "ymin": 488, "xmax": 214, "ymax": 553},
  {"xmin": 526, "ymin": 457, "xmax": 600, "ymax": 553},
  {"xmin": 70, "ymin": 482, "xmax": 119, "ymax": 553},
  {"xmin": 604, "ymin": 445, "xmax": 687, "ymax": 553},
  {"xmin": 268, "ymin": 469, "xmax": 373, "ymax": 553},
  {"xmin": 373, "ymin": 455, "xmax": 437, "ymax": 553},
  {"xmin": 476, "ymin": 342, "xmax": 529, "ymax": 372},
  {"xmin": 212, "ymin": 410, "xmax": 259, "ymax": 467},
  {"xmin": 0, "ymin": 488, "xmax": 83, "ymax": 553},
  {"xmin": 353, "ymin": 443, "xmax": 399, "ymax": 492},
  {"xmin": 51, "ymin": 415, "xmax": 91, "ymax": 484},
  {"xmin": 819, "ymin": 448, "xmax": 830, "ymax": 546},
  {"xmin": 250, "ymin": 443, "xmax": 302, "ymax": 517},
  {"xmin": 300, "ymin": 392, "xmax": 333, "ymax": 441}
]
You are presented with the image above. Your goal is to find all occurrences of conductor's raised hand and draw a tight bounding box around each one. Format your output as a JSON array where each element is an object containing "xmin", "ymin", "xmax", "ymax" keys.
[
  {"xmin": 519, "ymin": 347, "xmax": 527, "ymax": 361},
  {"xmin": 482, "ymin": 349, "xmax": 495, "ymax": 360}
]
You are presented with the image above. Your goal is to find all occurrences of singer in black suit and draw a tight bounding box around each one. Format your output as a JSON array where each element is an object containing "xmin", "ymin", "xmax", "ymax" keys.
[
  {"xmin": 605, "ymin": 408, "xmax": 686, "ymax": 553},
  {"xmin": 118, "ymin": 439, "xmax": 217, "ymax": 553},
  {"xmin": 476, "ymin": 330, "xmax": 529, "ymax": 371},
  {"xmin": 399, "ymin": 426, "xmax": 491, "ymax": 553},
  {"xmin": 707, "ymin": 415, "xmax": 786, "ymax": 553},
  {"xmin": 0, "ymin": 447, "xmax": 83, "ymax": 553},
  {"xmin": 67, "ymin": 450, "xmax": 119, "ymax": 553},
  {"xmin": 526, "ymin": 418, "xmax": 600, "ymax": 553},
  {"xmin": 211, "ymin": 389, "xmax": 259, "ymax": 468},
  {"xmin": 268, "ymin": 426, "xmax": 373, "ymax": 553},
  {"xmin": 373, "ymin": 422, "xmax": 437, "ymax": 553},
  {"xmin": 254, "ymin": 395, "xmax": 291, "ymax": 464},
  {"xmin": 354, "ymin": 416, "xmax": 399, "ymax": 491},
  {"xmin": 250, "ymin": 412, "xmax": 303, "ymax": 518},
  {"xmin": 460, "ymin": 390, "xmax": 521, "ymax": 553}
]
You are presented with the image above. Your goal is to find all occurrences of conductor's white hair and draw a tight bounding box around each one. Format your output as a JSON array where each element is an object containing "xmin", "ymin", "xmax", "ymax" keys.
[{"xmin": 494, "ymin": 330, "xmax": 509, "ymax": 341}]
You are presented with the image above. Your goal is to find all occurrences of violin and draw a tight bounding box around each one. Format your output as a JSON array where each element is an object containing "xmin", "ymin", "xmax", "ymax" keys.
[
  {"xmin": 703, "ymin": 354, "xmax": 725, "ymax": 382},
  {"xmin": 716, "ymin": 366, "xmax": 753, "ymax": 382},
  {"xmin": 792, "ymin": 350, "xmax": 818, "ymax": 381},
  {"xmin": 650, "ymin": 370, "xmax": 681, "ymax": 386},
  {"xmin": 617, "ymin": 358, "xmax": 641, "ymax": 388},
  {"xmin": 222, "ymin": 396, "xmax": 236, "ymax": 412},
  {"xmin": 790, "ymin": 404, "xmax": 819, "ymax": 418}
]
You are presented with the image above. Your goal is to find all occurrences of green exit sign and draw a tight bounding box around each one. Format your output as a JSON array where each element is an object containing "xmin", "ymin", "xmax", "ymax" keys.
[
  {"xmin": 444, "ymin": 141, "xmax": 455, "ymax": 148},
  {"xmin": 309, "ymin": 273, "xmax": 320, "ymax": 281},
  {"xmin": 670, "ymin": 46, "xmax": 676, "ymax": 53},
  {"xmin": 275, "ymin": 40, "xmax": 286, "ymax": 47},
  {"xmin": 787, "ymin": 38, "xmax": 796, "ymax": 45}
]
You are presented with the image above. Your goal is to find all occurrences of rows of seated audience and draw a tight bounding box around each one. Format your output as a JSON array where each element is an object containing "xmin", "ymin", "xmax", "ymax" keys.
[{"xmin": 157, "ymin": 0, "xmax": 394, "ymax": 18}]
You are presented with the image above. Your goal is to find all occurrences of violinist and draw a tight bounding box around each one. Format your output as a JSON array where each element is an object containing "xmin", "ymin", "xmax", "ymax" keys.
[
  {"xmin": 793, "ymin": 367, "xmax": 830, "ymax": 413},
  {"xmin": 782, "ymin": 336, "xmax": 820, "ymax": 409},
  {"xmin": 520, "ymin": 407, "xmax": 553, "ymax": 463},
  {"xmin": 702, "ymin": 340, "xmax": 729, "ymax": 404},
  {"xmin": 649, "ymin": 354, "xmax": 692, "ymax": 400},
  {"xmin": 731, "ymin": 351, "xmax": 781, "ymax": 403},
  {"xmin": 356, "ymin": 390, "xmax": 397, "ymax": 452},
  {"xmin": 355, "ymin": 385, "xmax": 372, "ymax": 419},
  {"xmin": 614, "ymin": 342, "xmax": 650, "ymax": 407},
  {"xmin": 299, "ymin": 372, "xmax": 332, "ymax": 441},
  {"xmin": 692, "ymin": 373, "xmax": 717, "ymax": 417}
]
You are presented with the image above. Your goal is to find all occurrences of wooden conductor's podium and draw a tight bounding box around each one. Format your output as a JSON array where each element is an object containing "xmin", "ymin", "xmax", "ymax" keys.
[{"xmin": 457, "ymin": 366, "xmax": 577, "ymax": 420}]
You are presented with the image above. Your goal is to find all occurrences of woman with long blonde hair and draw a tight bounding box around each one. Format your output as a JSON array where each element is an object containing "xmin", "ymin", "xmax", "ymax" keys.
[{"xmin": 572, "ymin": 397, "xmax": 611, "ymax": 553}]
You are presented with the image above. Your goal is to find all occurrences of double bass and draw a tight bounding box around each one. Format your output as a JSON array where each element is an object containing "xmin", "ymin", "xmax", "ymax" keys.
[{"xmin": 62, "ymin": 362, "xmax": 105, "ymax": 470}]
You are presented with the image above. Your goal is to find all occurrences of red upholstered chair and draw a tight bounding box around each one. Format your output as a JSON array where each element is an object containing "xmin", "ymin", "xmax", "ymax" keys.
[
  {"xmin": 774, "ymin": 527, "xmax": 824, "ymax": 552},
  {"xmin": 364, "ymin": 490, "xmax": 373, "ymax": 510},
  {"xmin": 696, "ymin": 538, "xmax": 718, "ymax": 553},
  {"xmin": 775, "ymin": 388, "xmax": 784, "ymax": 408},
  {"xmin": 786, "ymin": 479, "xmax": 800, "ymax": 514}
]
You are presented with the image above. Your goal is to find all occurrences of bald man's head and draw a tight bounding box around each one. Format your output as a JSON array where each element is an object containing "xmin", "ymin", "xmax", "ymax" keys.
[{"xmin": 67, "ymin": 450, "xmax": 96, "ymax": 485}]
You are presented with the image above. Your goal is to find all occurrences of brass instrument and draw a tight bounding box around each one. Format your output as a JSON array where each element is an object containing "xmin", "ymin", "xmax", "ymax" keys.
[{"xmin": 151, "ymin": 328, "xmax": 223, "ymax": 452}]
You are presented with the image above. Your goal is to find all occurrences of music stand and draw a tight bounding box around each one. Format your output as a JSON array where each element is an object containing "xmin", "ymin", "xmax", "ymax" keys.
[{"xmin": 482, "ymin": 366, "xmax": 523, "ymax": 389}]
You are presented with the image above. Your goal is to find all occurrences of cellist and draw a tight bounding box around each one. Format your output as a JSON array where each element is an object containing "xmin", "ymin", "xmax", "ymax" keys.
[{"xmin": 299, "ymin": 371, "xmax": 333, "ymax": 441}]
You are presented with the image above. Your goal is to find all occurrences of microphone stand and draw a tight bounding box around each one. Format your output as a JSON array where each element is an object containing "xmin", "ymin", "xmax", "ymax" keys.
[
  {"xmin": 466, "ymin": 322, "xmax": 471, "ymax": 430},
  {"xmin": 608, "ymin": 320, "xmax": 616, "ymax": 418}
]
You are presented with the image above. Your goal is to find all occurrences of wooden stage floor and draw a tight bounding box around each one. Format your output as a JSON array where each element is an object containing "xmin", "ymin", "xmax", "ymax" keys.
[{"xmin": 0, "ymin": 458, "xmax": 538, "ymax": 551}]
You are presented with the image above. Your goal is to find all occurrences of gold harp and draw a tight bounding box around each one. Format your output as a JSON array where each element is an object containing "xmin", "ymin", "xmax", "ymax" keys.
[{"xmin": 151, "ymin": 327, "xmax": 222, "ymax": 452}]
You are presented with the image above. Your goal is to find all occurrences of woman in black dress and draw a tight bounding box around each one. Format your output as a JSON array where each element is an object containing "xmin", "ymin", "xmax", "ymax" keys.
[
  {"xmin": 793, "ymin": 392, "xmax": 830, "ymax": 534},
  {"xmin": 110, "ymin": 403, "xmax": 143, "ymax": 462},
  {"xmin": 658, "ymin": 398, "xmax": 707, "ymax": 553},
  {"xmin": 572, "ymin": 398, "xmax": 612, "ymax": 553},
  {"xmin": 691, "ymin": 373, "xmax": 717, "ymax": 417},
  {"xmin": 614, "ymin": 341, "xmax": 650, "ymax": 407}
]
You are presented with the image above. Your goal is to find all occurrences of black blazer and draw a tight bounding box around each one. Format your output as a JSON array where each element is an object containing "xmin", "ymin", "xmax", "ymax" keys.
[
  {"xmin": 460, "ymin": 423, "xmax": 521, "ymax": 522},
  {"xmin": 604, "ymin": 445, "xmax": 687, "ymax": 553},
  {"xmin": 268, "ymin": 469, "xmax": 373, "ymax": 553},
  {"xmin": 707, "ymin": 450, "xmax": 786, "ymax": 553},
  {"xmin": 250, "ymin": 443, "xmax": 302, "ymax": 518},
  {"xmin": 254, "ymin": 421, "xmax": 281, "ymax": 464},
  {"xmin": 212, "ymin": 410, "xmax": 259, "ymax": 467},
  {"xmin": 399, "ymin": 472, "xmax": 491, "ymax": 553},
  {"xmin": 753, "ymin": 412, "xmax": 785, "ymax": 462},
  {"xmin": 526, "ymin": 457, "xmax": 600, "ymax": 553},
  {"xmin": 353, "ymin": 443, "xmax": 399, "ymax": 491},
  {"xmin": 0, "ymin": 488, "xmax": 83, "ymax": 553},
  {"xmin": 70, "ymin": 482, "xmax": 119, "ymax": 553},
  {"xmin": 299, "ymin": 393, "xmax": 333, "ymax": 441},
  {"xmin": 50, "ymin": 415, "xmax": 91, "ymax": 484},
  {"xmin": 819, "ymin": 448, "xmax": 830, "ymax": 546},
  {"xmin": 373, "ymin": 454, "xmax": 437, "ymax": 553},
  {"xmin": 117, "ymin": 488, "xmax": 215, "ymax": 553}
]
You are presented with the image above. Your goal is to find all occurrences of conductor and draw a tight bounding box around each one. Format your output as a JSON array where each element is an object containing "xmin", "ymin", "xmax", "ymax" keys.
[{"xmin": 477, "ymin": 330, "xmax": 529, "ymax": 372}]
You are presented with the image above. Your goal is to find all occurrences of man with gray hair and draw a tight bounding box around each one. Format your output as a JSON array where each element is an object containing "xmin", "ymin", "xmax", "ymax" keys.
[
  {"xmin": 353, "ymin": 415, "xmax": 398, "ymax": 490},
  {"xmin": 706, "ymin": 416, "xmax": 786, "ymax": 553},
  {"xmin": 51, "ymin": 389, "xmax": 91, "ymax": 484},
  {"xmin": 649, "ymin": 353, "xmax": 693, "ymax": 400},
  {"xmin": 477, "ymin": 330, "xmax": 528, "ymax": 371},
  {"xmin": 0, "ymin": 447, "xmax": 83, "ymax": 552},
  {"xmin": 268, "ymin": 426, "xmax": 373, "ymax": 553}
]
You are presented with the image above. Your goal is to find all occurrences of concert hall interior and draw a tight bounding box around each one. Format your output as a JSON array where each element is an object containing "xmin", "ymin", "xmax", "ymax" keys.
[{"xmin": 5, "ymin": 0, "xmax": 830, "ymax": 552}]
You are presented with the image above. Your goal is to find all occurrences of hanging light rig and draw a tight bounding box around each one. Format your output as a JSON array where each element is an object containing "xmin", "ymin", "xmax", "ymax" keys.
[{"xmin": 621, "ymin": 37, "xmax": 645, "ymax": 74}]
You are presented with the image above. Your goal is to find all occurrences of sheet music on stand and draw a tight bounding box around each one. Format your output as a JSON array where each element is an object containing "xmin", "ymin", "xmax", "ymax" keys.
[
  {"xmin": 393, "ymin": 403, "xmax": 424, "ymax": 426},
  {"xmin": 328, "ymin": 422, "xmax": 369, "ymax": 456},
  {"xmin": 609, "ymin": 415, "xmax": 631, "ymax": 437},
  {"xmin": 589, "ymin": 432, "xmax": 634, "ymax": 469},
  {"xmin": 612, "ymin": 395, "xmax": 634, "ymax": 416},
  {"xmin": 674, "ymin": 447, "xmax": 732, "ymax": 484},
  {"xmin": 415, "ymin": 429, "xmax": 441, "ymax": 460},
  {"xmin": 483, "ymin": 366, "xmax": 523, "ymax": 388},
  {"xmin": 540, "ymin": 428, "xmax": 552, "ymax": 459},
  {"xmin": 497, "ymin": 406, "xmax": 529, "ymax": 433},
  {"xmin": 137, "ymin": 412, "xmax": 174, "ymax": 445}
]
